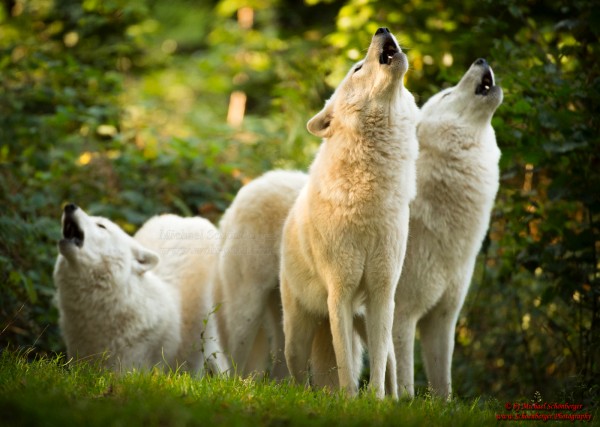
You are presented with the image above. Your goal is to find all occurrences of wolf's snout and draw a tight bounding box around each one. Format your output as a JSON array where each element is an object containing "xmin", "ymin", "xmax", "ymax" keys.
[
  {"xmin": 64, "ymin": 203, "xmax": 78, "ymax": 214},
  {"xmin": 372, "ymin": 28, "xmax": 400, "ymax": 66},
  {"xmin": 474, "ymin": 58, "xmax": 488, "ymax": 67}
]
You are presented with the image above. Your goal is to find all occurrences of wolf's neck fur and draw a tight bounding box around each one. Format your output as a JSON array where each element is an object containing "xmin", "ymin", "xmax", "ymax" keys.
[{"xmin": 310, "ymin": 91, "xmax": 418, "ymax": 213}]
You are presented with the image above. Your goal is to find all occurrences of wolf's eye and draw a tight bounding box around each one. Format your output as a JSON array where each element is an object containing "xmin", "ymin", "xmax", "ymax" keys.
[
  {"xmin": 354, "ymin": 65, "xmax": 363, "ymax": 73},
  {"xmin": 97, "ymin": 223, "xmax": 106, "ymax": 230}
]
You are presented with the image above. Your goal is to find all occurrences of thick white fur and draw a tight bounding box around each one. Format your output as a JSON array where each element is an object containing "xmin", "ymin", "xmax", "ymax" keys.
[
  {"xmin": 393, "ymin": 60, "xmax": 503, "ymax": 399},
  {"xmin": 280, "ymin": 29, "xmax": 419, "ymax": 398},
  {"xmin": 134, "ymin": 214, "xmax": 229, "ymax": 375},
  {"xmin": 213, "ymin": 170, "xmax": 308, "ymax": 378},
  {"xmin": 54, "ymin": 206, "xmax": 181, "ymax": 371},
  {"xmin": 54, "ymin": 207, "xmax": 228, "ymax": 374}
]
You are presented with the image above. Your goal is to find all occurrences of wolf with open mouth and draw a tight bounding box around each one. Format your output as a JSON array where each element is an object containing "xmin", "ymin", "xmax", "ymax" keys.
[
  {"xmin": 393, "ymin": 58, "xmax": 503, "ymax": 399},
  {"xmin": 54, "ymin": 203, "xmax": 181, "ymax": 371},
  {"xmin": 280, "ymin": 27, "xmax": 418, "ymax": 399},
  {"xmin": 54, "ymin": 204, "xmax": 227, "ymax": 374}
]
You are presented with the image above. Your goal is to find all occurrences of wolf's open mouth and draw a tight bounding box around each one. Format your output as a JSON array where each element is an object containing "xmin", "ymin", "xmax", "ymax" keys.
[
  {"xmin": 379, "ymin": 41, "xmax": 398, "ymax": 65},
  {"xmin": 475, "ymin": 70, "xmax": 494, "ymax": 96},
  {"xmin": 63, "ymin": 216, "xmax": 84, "ymax": 247}
]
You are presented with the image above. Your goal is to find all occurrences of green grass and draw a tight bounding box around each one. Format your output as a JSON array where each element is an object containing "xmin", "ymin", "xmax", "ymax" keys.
[{"xmin": 0, "ymin": 349, "xmax": 563, "ymax": 426}]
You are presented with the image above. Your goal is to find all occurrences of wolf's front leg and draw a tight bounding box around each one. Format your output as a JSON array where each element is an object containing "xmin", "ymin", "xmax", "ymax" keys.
[
  {"xmin": 418, "ymin": 289, "xmax": 463, "ymax": 400},
  {"xmin": 365, "ymin": 290, "xmax": 397, "ymax": 399},
  {"xmin": 393, "ymin": 311, "xmax": 417, "ymax": 398},
  {"xmin": 386, "ymin": 341, "xmax": 398, "ymax": 398},
  {"xmin": 327, "ymin": 290, "xmax": 359, "ymax": 397}
]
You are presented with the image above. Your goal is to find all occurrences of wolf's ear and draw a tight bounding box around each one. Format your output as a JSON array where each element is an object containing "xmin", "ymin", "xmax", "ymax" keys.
[
  {"xmin": 307, "ymin": 101, "xmax": 334, "ymax": 138},
  {"xmin": 132, "ymin": 243, "xmax": 159, "ymax": 274}
]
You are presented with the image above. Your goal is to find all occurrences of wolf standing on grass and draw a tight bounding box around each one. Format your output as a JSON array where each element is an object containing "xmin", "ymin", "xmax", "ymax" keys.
[
  {"xmin": 213, "ymin": 169, "xmax": 307, "ymax": 378},
  {"xmin": 280, "ymin": 28, "xmax": 419, "ymax": 398},
  {"xmin": 393, "ymin": 59, "xmax": 503, "ymax": 399}
]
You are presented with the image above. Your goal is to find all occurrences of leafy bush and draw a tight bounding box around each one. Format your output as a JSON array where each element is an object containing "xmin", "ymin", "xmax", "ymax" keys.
[{"xmin": 0, "ymin": 0, "xmax": 240, "ymax": 352}]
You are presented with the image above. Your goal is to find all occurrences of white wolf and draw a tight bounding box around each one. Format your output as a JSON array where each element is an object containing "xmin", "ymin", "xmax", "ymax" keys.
[
  {"xmin": 213, "ymin": 170, "xmax": 308, "ymax": 378},
  {"xmin": 212, "ymin": 169, "xmax": 361, "ymax": 386},
  {"xmin": 280, "ymin": 27, "xmax": 419, "ymax": 398},
  {"xmin": 393, "ymin": 58, "xmax": 503, "ymax": 399},
  {"xmin": 54, "ymin": 204, "xmax": 226, "ymax": 374}
]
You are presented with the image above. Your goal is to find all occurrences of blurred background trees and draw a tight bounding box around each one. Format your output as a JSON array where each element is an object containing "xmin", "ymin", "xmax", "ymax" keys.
[{"xmin": 1, "ymin": 0, "xmax": 598, "ymax": 405}]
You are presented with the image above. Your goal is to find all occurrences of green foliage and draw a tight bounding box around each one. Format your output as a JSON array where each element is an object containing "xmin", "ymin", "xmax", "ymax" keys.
[
  {"xmin": 457, "ymin": 0, "xmax": 599, "ymax": 404},
  {"xmin": 0, "ymin": 0, "xmax": 240, "ymax": 352},
  {"xmin": 0, "ymin": 0, "xmax": 598, "ymax": 406}
]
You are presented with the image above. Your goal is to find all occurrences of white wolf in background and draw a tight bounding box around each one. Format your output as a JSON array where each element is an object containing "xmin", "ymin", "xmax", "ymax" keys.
[
  {"xmin": 393, "ymin": 58, "xmax": 503, "ymax": 399},
  {"xmin": 213, "ymin": 170, "xmax": 307, "ymax": 378},
  {"xmin": 135, "ymin": 213, "xmax": 229, "ymax": 374}
]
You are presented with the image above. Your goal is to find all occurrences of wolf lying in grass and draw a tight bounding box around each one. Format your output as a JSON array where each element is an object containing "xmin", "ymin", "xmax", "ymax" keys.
[{"xmin": 54, "ymin": 204, "xmax": 227, "ymax": 374}]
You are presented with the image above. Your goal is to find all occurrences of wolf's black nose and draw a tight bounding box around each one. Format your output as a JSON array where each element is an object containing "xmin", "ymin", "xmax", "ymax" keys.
[
  {"xmin": 474, "ymin": 58, "xmax": 487, "ymax": 66},
  {"xmin": 64, "ymin": 203, "xmax": 78, "ymax": 214},
  {"xmin": 375, "ymin": 27, "xmax": 390, "ymax": 35}
]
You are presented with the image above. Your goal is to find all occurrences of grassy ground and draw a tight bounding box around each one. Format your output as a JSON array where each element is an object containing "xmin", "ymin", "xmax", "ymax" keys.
[{"xmin": 0, "ymin": 349, "xmax": 582, "ymax": 427}]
